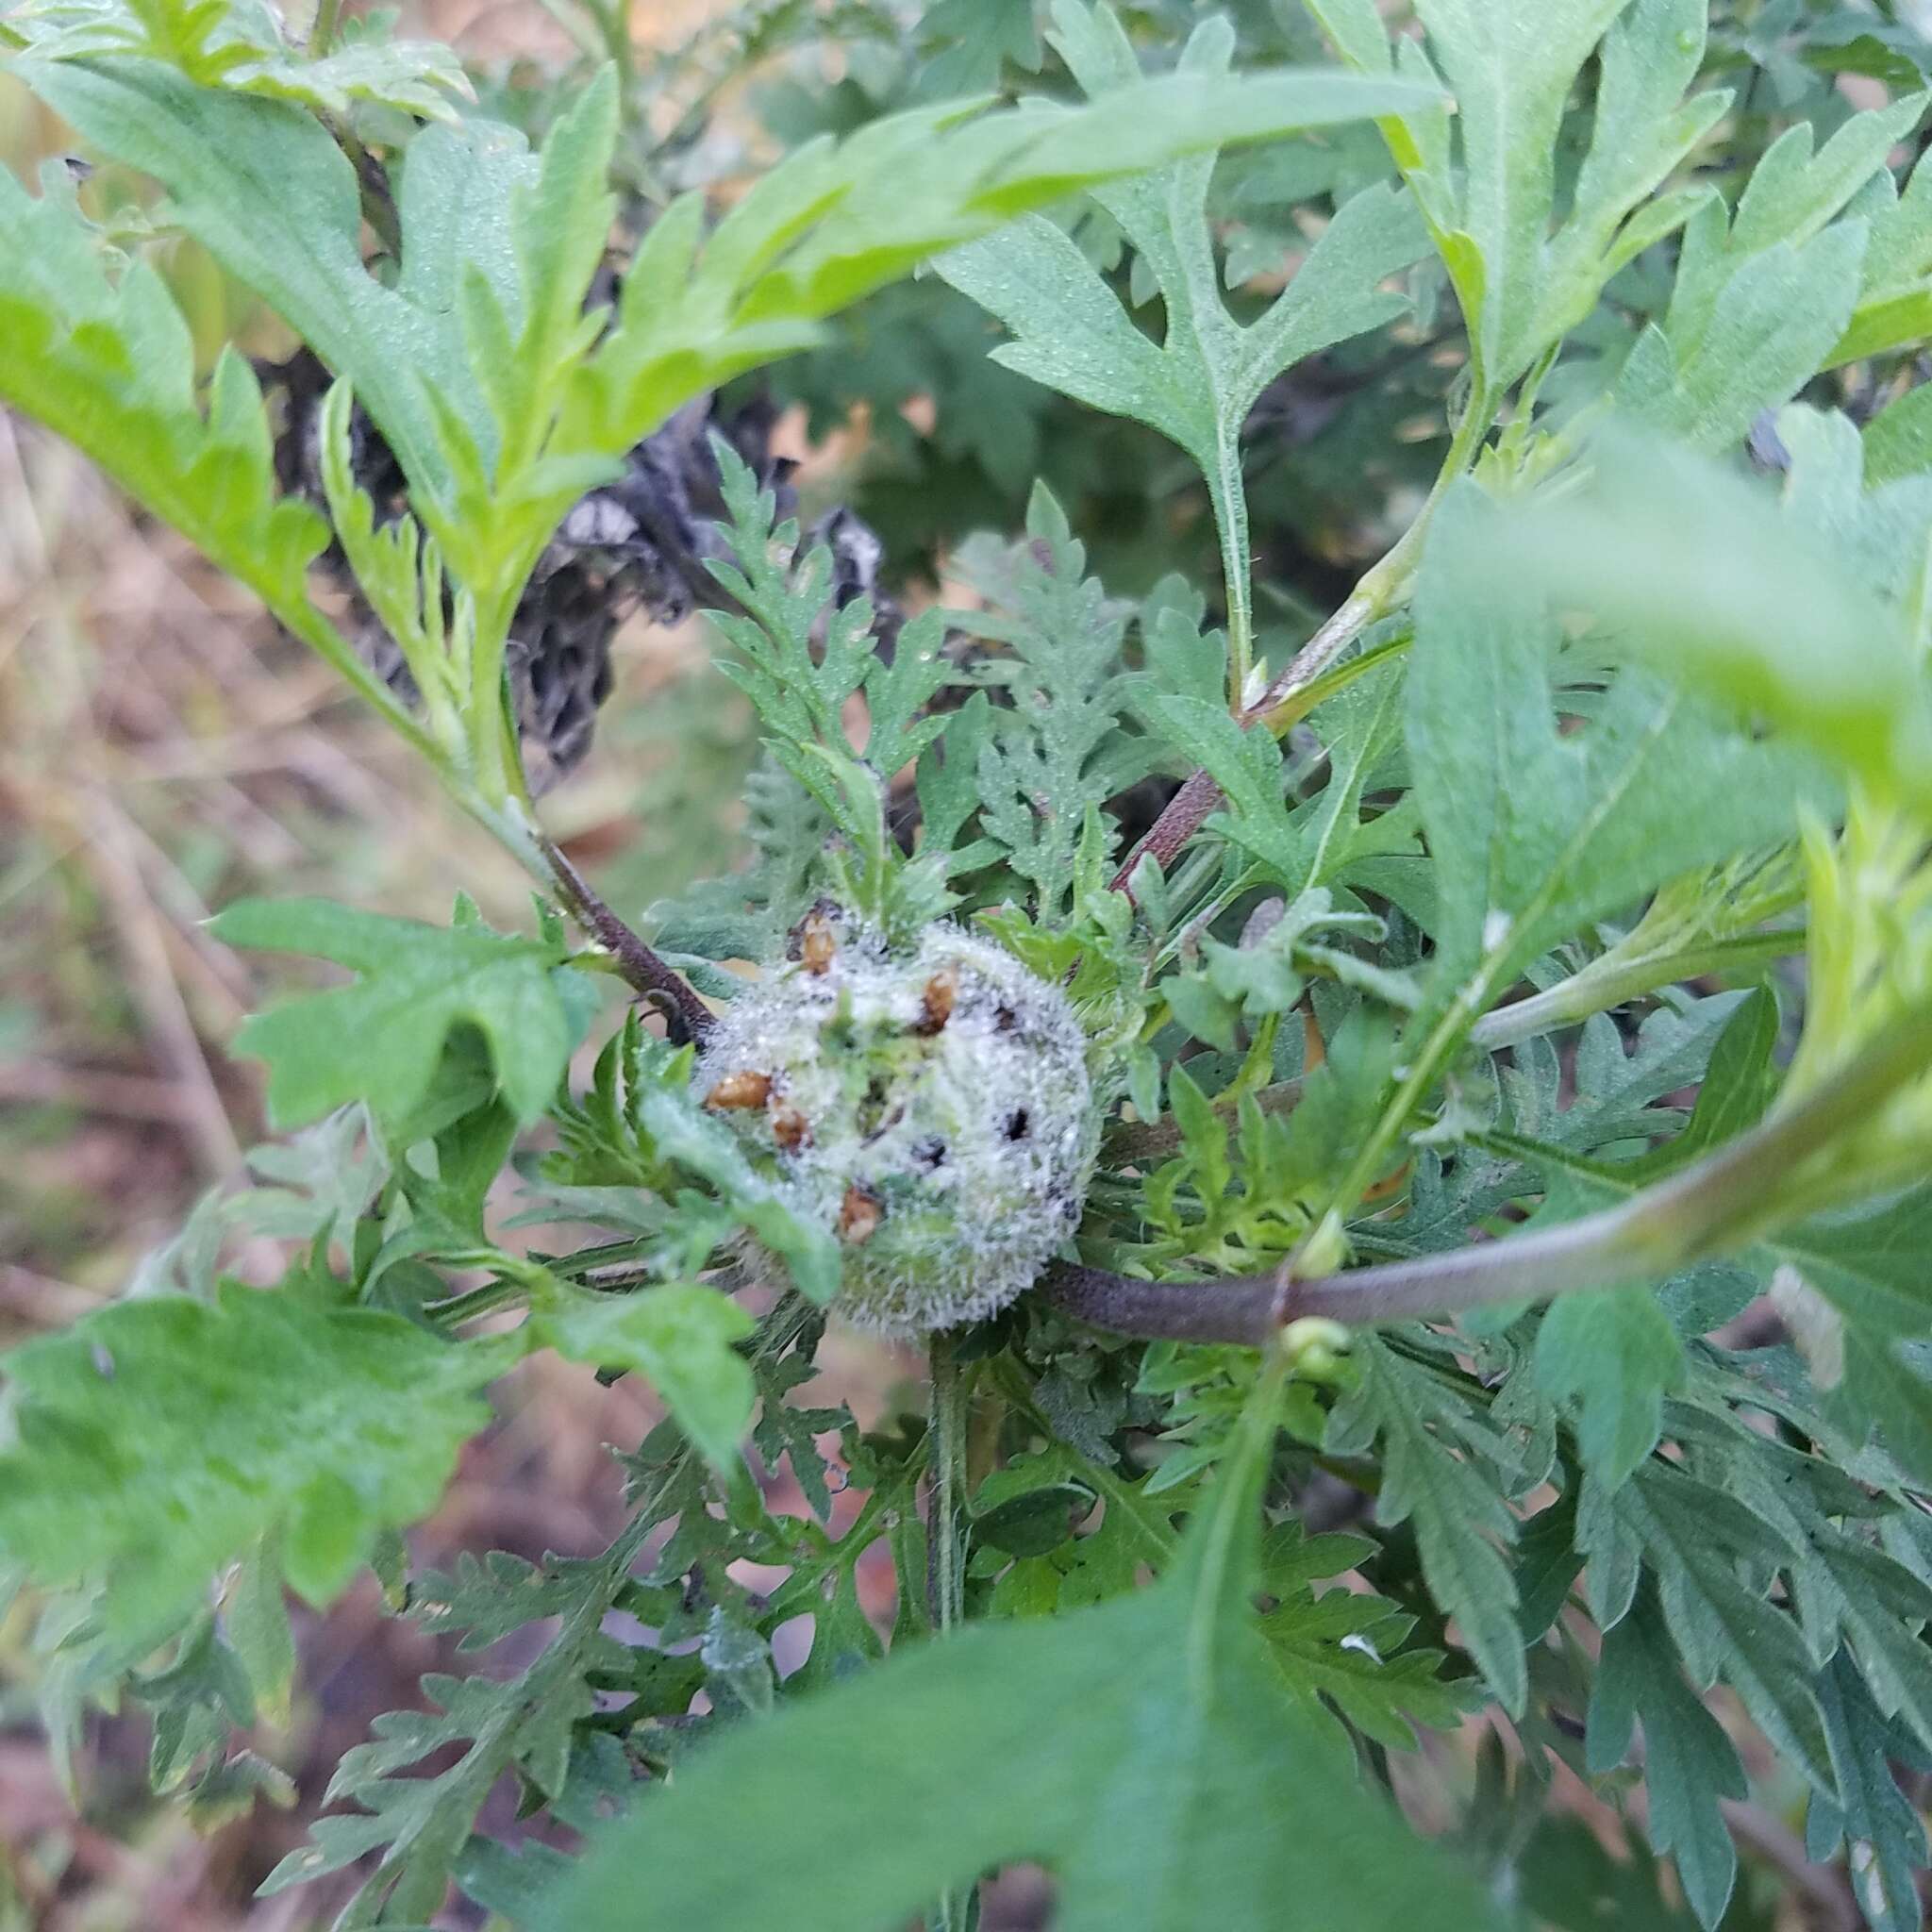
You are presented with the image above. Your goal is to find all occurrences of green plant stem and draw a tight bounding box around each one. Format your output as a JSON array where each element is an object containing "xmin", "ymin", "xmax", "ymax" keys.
[
  {"xmin": 423, "ymin": 1278, "xmax": 529, "ymax": 1327},
  {"xmin": 924, "ymin": 1328, "xmax": 975, "ymax": 1932},
  {"xmin": 1184, "ymin": 1341, "xmax": 1290, "ymax": 1695},
  {"xmin": 1312, "ymin": 694, "xmax": 1727, "ymax": 1244},
  {"xmin": 1250, "ymin": 383, "xmax": 1494, "ymax": 720},
  {"xmin": 1104, "ymin": 923, "xmax": 1797, "ymax": 1217},
  {"xmin": 1469, "ymin": 928, "xmax": 1806, "ymax": 1050},
  {"xmin": 604, "ymin": 0, "xmax": 637, "ymax": 83},
  {"xmin": 1259, "ymin": 625, "xmax": 1414, "ymax": 740},
  {"xmin": 308, "ymin": 0, "xmax": 341, "ymax": 56},
  {"xmin": 288, "ymin": 414, "xmax": 707, "ymax": 1031},
  {"xmin": 1313, "ymin": 958, "xmax": 1507, "ymax": 1249},
  {"xmin": 1109, "ymin": 929, "xmax": 1790, "ymax": 1170},
  {"xmin": 464, "ymin": 591, "xmax": 521, "ymax": 811},
  {"xmin": 278, "ymin": 607, "xmax": 711, "ymax": 1032},
  {"xmin": 1111, "ymin": 388, "xmax": 1496, "ymax": 893},
  {"xmin": 1043, "ymin": 999, "xmax": 1932, "ymax": 1343},
  {"xmin": 925, "ymin": 1330, "xmax": 970, "ymax": 1638},
  {"xmin": 1209, "ymin": 433, "xmax": 1256, "ymax": 708}
]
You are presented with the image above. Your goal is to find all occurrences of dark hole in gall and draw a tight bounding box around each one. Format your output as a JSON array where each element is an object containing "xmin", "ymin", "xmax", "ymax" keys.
[
  {"xmin": 912, "ymin": 1136, "xmax": 947, "ymax": 1170},
  {"xmin": 994, "ymin": 1004, "xmax": 1019, "ymax": 1034},
  {"xmin": 1004, "ymin": 1108, "xmax": 1030, "ymax": 1142}
]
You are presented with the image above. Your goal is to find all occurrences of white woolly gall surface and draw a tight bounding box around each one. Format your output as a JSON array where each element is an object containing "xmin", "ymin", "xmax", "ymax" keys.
[{"xmin": 692, "ymin": 916, "xmax": 1097, "ymax": 1337}]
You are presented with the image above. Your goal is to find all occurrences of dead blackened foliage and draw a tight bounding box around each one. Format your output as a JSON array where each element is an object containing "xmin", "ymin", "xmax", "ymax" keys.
[{"xmin": 271, "ymin": 356, "xmax": 902, "ymax": 791}]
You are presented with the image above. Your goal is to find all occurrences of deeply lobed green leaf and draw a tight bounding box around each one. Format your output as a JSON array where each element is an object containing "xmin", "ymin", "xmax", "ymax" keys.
[
  {"xmin": 0, "ymin": 1281, "xmax": 516, "ymax": 1640},
  {"xmin": 208, "ymin": 897, "xmax": 599, "ymax": 1130},
  {"xmin": 543, "ymin": 1386, "xmax": 1503, "ymax": 1932}
]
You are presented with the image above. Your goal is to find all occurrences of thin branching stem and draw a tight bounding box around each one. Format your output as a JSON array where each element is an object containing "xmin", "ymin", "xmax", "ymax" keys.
[
  {"xmin": 536, "ymin": 832, "xmax": 715, "ymax": 1042},
  {"xmin": 1209, "ymin": 425, "xmax": 1257, "ymax": 708},
  {"xmin": 1111, "ymin": 389, "xmax": 1496, "ymax": 896},
  {"xmin": 1469, "ymin": 928, "xmax": 1806, "ymax": 1050},
  {"xmin": 924, "ymin": 1328, "xmax": 976, "ymax": 1932},
  {"xmin": 925, "ymin": 1330, "xmax": 971, "ymax": 1636},
  {"xmin": 308, "ymin": 0, "xmax": 341, "ymax": 55},
  {"xmin": 424, "ymin": 1277, "xmax": 532, "ymax": 1327}
]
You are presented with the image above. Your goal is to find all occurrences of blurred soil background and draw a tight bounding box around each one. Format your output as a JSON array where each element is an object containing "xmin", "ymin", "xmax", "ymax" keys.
[{"xmin": 0, "ymin": 4, "xmax": 958, "ymax": 1924}]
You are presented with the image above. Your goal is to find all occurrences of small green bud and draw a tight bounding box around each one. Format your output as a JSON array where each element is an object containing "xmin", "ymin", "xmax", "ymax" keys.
[
  {"xmin": 693, "ymin": 911, "xmax": 1099, "ymax": 1337},
  {"xmin": 1280, "ymin": 1316, "xmax": 1352, "ymax": 1382},
  {"xmin": 1294, "ymin": 1211, "xmax": 1350, "ymax": 1280}
]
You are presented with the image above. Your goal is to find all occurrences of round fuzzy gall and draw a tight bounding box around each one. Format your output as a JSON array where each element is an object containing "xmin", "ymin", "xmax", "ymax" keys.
[{"xmin": 692, "ymin": 912, "xmax": 1098, "ymax": 1337}]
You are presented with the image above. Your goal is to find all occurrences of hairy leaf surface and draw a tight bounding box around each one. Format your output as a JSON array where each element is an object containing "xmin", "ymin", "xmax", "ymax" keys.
[
  {"xmin": 209, "ymin": 897, "xmax": 598, "ymax": 1129},
  {"xmin": 0, "ymin": 1283, "xmax": 513, "ymax": 1638}
]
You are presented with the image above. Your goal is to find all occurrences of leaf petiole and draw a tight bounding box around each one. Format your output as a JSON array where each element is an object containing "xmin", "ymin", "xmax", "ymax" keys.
[
  {"xmin": 1111, "ymin": 385, "xmax": 1498, "ymax": 893},
  {"xmin": 1470, "ymin": 929, "xmax": 1806, "ymax": 1051}
]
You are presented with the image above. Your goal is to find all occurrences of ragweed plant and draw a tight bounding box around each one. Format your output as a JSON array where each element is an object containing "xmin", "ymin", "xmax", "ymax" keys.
[{"xmin": 10, "ymin": 2, "xmax": 1932, "ymax": 1928}]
